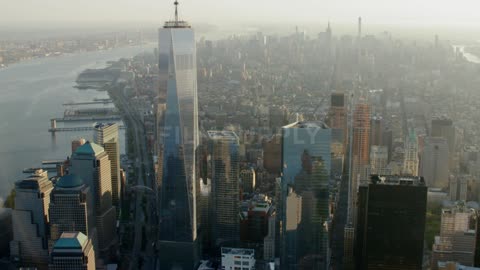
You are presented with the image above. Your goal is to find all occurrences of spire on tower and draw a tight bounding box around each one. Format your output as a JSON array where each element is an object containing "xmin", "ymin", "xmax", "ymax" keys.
[
  {"xmin": 164, "ymin": 0, "xmax": 191, "ymax": 29},
  {"xmin": 174, "ymin": 1, "xmax": 179, "ymax": 24}
]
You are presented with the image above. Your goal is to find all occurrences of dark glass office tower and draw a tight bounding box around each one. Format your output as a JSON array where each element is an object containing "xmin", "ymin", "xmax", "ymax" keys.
[{"xmin": 355, "ymin": 175, "xmax": 427, "ymax": 270}]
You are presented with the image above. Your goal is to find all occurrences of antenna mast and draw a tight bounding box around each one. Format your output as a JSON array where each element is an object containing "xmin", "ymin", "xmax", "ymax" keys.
[{"xmin": 174, "ymin": 1, "xmax": 179, "ymax": 24}]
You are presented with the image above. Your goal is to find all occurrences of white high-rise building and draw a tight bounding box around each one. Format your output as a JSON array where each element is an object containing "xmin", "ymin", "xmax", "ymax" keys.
[{"xmin": 10, "ymin": 170, "xmax": 53, "ymax": 270}]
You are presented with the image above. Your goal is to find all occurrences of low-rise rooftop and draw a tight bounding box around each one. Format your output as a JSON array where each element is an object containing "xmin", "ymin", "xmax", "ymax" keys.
[
  {"xmin": 283, "ymin": 121, "xmax": 329, "ymax": 129},
  {"xmin": 370, "ymin": 175, "xmax": 426, "ymax": 186},
  {"xmin": 221, "ymin": 247, "xmax": 255, "ymax": 256}
]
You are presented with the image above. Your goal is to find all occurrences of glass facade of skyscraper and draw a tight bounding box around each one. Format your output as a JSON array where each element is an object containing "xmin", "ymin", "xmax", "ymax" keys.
[
  {"xmin": 281, "ymin": 121, "xmax": 332, "ymax": 270},
  {"xmin": 157, "ymin": 16, "xmax": 199, "ymax": 270}
]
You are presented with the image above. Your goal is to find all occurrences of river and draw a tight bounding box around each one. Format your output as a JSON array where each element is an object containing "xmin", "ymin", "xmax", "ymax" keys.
[
  {"xmin": 0, "ymin": 44, "xmax": 155, "ymax": 198},
  {"xmin": 453, "ymin": 45, "xmax": 480, "ymax": 64}
]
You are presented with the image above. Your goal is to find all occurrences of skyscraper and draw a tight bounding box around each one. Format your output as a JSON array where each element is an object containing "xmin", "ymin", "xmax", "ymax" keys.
[
  {"xmin": 49, "ymin": 232, "xmax": 96, "ymax": 270},
  {"xmin": 240, "ymin": 168, "xmax": 256, "ymax": 194},
  {"xmin": 355, "ymin": 175, "xmax": 427, "ymax": 270},
  {"xmin": 369, "ymin": 145, "xmax": 388, "ymax": 175},
  {"xmin": 327, "ymin": 92, "xmax": 347, "ymax": 147},
  {"xmin": 404, "ymin": 129, "xmax": 420, "ymax": 176},
  {"xmin": 351, "ymin": 101, "xmax": 370, "ymax": 220},
  {"xmin": 358, "ymin": 17, "xmax": 362, "ymax": 38},
  {"xmin": 70, "ymin": 142, "xmax": 116, "ymax": 253},
  {"xmin": 208, "ymin": 130, "xmax": 240, "ymax": 247},
  {"xmin": 281, "ymin": 121, "xmax": 331, "ymax": 270},
  {"xmin": 370, "ymin": 115, "xmax": 384, "ymax": 147},
  {"xmin": 282, "ymin": 187, "xmax": 302, "ymax": 270},
  {"xmin": 94, "ymin": 123, "xmax": 121, "ymax": 216},
  {"xmin": 49, "ymin": 174, "xmax": 95, "ymax": 246},
  {"xmin": 10, "ymin": 170, "xmax": 53, "ymax": 270},
  {"xmin": 431, "ymin": 203, "xmax": 475, "ymax": 269},
  {"xmin": 157, "ymin": 2, "xmax": 199, "ymax": 268},
  {"xmin": 421, "ymin": 137, "xmax": 450, "ymax": 188},
  {"xmin": 431, "ymin": 117, "xmax": 455, "ymax": 153}
]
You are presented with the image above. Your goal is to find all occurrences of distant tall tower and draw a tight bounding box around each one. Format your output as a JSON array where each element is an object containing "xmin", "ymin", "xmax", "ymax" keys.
[
  {"xmin": 358, "ymin": 17, "xmax": 362, "ymax": 38},
  {"xmin": 370, "ymin": 146, "xmax": 388, "ymax": 175},
  {"xmin": 328, "ymin": 92, "xmax": 348, "ymax": 147},
  {"xmin": 431, "ymin": 117, "xmax": 455, "ymax": 154},
  {"xmin": 281, "ymin": 121, "xmax": 331, "ymax": 270},
  {"xmin": 49, "ymin": 232, "xmax": 96, "ymax": 270},
  {"xmin": 70, "ymin": 142, "xmax": 116, "ymax": 253},
  {"xmin": 370, "ymin": 115, "xmax": 384, "ymax": 147},
  {"xmin": 421, "ymin": 137, "xmax": 450, "ymax": 188},
  {"xmin": 355, "ymin": 175, "xmax": 427, "ymax": 270},
  {"xmin": 157, "ymin": 1, "xmax": 199, "ymax": 268},
  {"xmin": 326, "ymin": 21, "xmax": 332, "ymax": 46},
  {"xmin": 10, "ymin": 170, "xmax": 53, "ymax": 270},
  {"xmin": 351, "ymin": 101, "xmax": 370, "ymax": 217},
  {"xmin": 94, "ymin": 123, "xmax": 121, "ymax": 216},
  {"xmin": 49, "ymin": 174, "xmax": 95, "ymax": 245},
  {"xmin": 403, "ymin": 129, "xmax": 419, "ymax": 176},
  {"xmin": 208, "ymin": 131, "xmax": 240, "ymax": 247}
]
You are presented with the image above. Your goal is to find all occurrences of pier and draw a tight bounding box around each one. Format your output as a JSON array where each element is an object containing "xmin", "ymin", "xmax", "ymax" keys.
[
  {"xmin": 63, "ymin": 101, "xmax": 112, "ymax": 106},
  {"xmin": 63, "ymin": 99, "xmax": 112, "ymax": 106},
  {"xmin": 49, "ymin": 125, "xmax": 125, "ymax": 133},
  {"xmin": 23, "ymin": 167, "xmax": 57, "ymax": 174},
  {"xmin": 51, "ymin": 115, "xmax": 122, "ymax": 123},
  {"xmin": 42, "ymin": 160, "xmax": 66, "ymax": 165}
]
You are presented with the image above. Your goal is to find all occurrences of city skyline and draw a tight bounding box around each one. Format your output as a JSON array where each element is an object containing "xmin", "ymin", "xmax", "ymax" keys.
[{"xmin": 2, "ymin": 1, "xmax": 480, "ymax": 269}]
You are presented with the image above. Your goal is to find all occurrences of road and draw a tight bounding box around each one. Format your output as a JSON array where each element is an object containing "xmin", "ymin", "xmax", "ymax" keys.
[{"xmin": 109, "ymin": 86, "xmax": 157, "ymax": 270}]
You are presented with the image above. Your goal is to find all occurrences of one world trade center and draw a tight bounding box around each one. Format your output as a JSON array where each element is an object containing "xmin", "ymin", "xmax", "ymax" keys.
[{"xmin": 157, "ymin": 1, "xmax": 199, "ymax": 269}]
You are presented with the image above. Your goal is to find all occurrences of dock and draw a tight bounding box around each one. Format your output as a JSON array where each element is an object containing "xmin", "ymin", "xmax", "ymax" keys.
[
  {"xmin": 51, "ymin": 116, "xmax": 122, "ymax": 123},
  {"xmin": 23, "ymin": 167, "xmax": 57, "ymax": 174},
  {"xmin": 63, "ymin": 99, "xmax": 112, "ymax": 106},
  {"xmin": 49, "ymin": 125, "xmax": 125, "ymax": 133},
  {"xmin": 42, "ymin": 160, "xmax": 66, "ymax": 165}
]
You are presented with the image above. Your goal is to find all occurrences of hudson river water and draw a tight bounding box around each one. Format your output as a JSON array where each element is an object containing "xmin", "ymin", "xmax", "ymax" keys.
[{"xmin": 0, "ymin": 44, "xmax": 154, "ymax": 198}]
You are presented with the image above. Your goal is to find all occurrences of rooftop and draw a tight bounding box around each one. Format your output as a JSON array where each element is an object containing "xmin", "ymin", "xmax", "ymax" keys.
[
  {"xmin": 56, "ymin": 174, "xmax": 84, "ymax": 189},
  {"xmin": 74, "ymin": 141, "xmax": 104, "ymax": 156},
  {"xmin": 221, "ymin": 247, "xmax": 255, "ymax": 256},
  {"xmin": 283, "ymin": 121, "xmax": 329, "ymax": 129},
  {"xmin": 16, "ymin": 170, "xmax": 52, "ymax": 191},
  {"xmin": 370, "ymin": 175, "xmax": 426, "ymax": 186},
  {"xmin": 94, "ymin": 122, "xmax": 117, "ymax": 129},
  {"xmin": 54, "ymin": 232, "xmax": 88, "ymax": 250},
  {"xmin": 207, "ymin": 130, "xmax": 238, "ymax": 141},
  {"xmin": 164, "ymin": 21, "xmax": 191, "ymax": 28}
]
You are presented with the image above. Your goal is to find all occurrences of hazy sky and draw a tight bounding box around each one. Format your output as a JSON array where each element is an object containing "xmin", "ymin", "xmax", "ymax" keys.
[{"xmin": 2, "ymin": 0, "xmax": 480, "ymax": 27}]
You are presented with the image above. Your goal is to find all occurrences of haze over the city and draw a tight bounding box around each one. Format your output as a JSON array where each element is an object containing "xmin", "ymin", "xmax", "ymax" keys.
[{"xmin": 2, "ymin": 0, "xmax": 480, "ymax": 26}]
